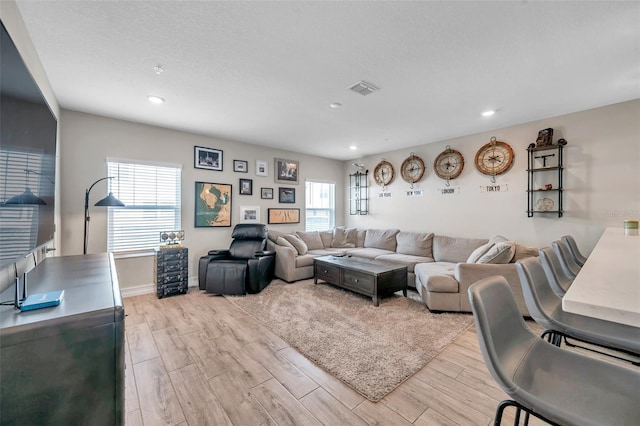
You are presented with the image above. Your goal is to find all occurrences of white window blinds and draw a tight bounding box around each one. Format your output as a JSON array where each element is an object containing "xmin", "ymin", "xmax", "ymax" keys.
[
  {"xmin": 107, "ymin": 160, "xmax": 181, "ymax": 252},
  {"xmin": 305, "ymin": 181, "xmax": 335, "ymax": 231}
]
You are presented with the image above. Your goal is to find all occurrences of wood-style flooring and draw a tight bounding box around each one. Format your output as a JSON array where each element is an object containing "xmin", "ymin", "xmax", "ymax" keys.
[{"xmin": 122, "ymin": 289, "xmax": 621, "ymax": 426}]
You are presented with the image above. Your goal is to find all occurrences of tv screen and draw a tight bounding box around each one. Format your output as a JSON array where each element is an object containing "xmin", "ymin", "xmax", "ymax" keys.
[{"xmin": 0, "ymin": 21, "xmax": 57, "ymax": 271}]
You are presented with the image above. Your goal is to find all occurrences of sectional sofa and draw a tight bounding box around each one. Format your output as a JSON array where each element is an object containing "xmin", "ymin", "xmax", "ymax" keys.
[{"xmin": 267, "ymin": 227, "xmax": 536, "ymax": 315}]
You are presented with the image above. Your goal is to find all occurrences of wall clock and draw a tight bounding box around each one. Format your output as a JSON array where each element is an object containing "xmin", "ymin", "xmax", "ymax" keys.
[
  {"xmin": 474, "ymin": 137, "xmax": 515, "ymax": 179},
  {"xmin": 400, "ymin": 153, "xmax": 425, "ymax": 185},
  {"xmin": 434, "ymin": 146, "xmax": 464, "ymax": 182},
  {"xmin": 373, "ymin": 160, "xmax": 394, "ymax": 187}
]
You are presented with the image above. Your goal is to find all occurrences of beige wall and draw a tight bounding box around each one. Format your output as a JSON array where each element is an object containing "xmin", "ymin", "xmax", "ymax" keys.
[
  {"xmin": 344, "ymin": 99, "xmax": 640, "ymax": 254},
  {"xmin": 59, "ymin": 110, "xmax": 345, "ymax": 289}
]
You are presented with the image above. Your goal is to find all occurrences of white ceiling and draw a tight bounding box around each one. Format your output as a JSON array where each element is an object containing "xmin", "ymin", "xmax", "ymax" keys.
[{"xmin": 14, "ymin": 1, "xmax": 640, "ymax": 160}]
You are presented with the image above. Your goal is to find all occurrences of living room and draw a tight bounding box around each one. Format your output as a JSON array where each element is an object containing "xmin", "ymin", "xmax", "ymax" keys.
[{"xmin": 1, "ymin": 1, "xmax": 639, "ymax": 425}]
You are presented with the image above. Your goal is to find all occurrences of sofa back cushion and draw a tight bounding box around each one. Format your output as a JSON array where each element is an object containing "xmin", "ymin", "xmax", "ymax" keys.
[
  {"xmin": 331, "ymin": 227, "xmax": 355, "ymax": 248},
  {"xmin": 281, "ymin": 233, "xmax": 308, "ymax": 255},
  {"xmin": 295, "ymin": 231, "xmax": 324, "ymax": 250},
  {"xmin": 364, "ymin": 229, "xmax": 400, "ymax": 251},
  {"xmin": 396, "ymin": 231, "xmax": 434, "ymax": 257},
  {"xmin": 512, "ymin": 243, "xmax": 539, "ymax": 262},
  {"xmin": 433, "ymin": 235, "xmax": 488, "ymax": 263},
  {"xmin": 319, "ymin": 230, "xmax": 333, "ymax": 249}
]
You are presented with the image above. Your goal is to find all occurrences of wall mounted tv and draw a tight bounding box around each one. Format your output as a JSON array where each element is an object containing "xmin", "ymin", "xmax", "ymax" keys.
[{"xmin": 0, "ymin": 21, "xmax": 57, "ymax": 271}]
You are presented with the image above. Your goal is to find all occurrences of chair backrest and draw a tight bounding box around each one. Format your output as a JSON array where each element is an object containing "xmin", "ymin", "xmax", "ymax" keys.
[
  {"xmin": 468, "ymin": 276, "xmax": 538, "ymax": 396},
  {"xmin": 516, "ymin": 256, "xmax": 562, "ymax": 331},
  {"xmin": 552, "ymin": 240, "xmax": 581, "ymax": 279},
  {"xmin": 538, "ymin": 247, "xmax": 573, "ymax": 297},
  {"xmin": 561, "ymin": 235, "xmax": 587, "ymax": 267},
  {"xmin": 229, "ymin": 224, "xmax": 268, "ymax": 259}
]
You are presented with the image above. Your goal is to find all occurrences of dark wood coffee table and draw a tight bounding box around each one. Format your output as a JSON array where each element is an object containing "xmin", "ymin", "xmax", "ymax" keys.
[{"xmin": 313, "ymin": 255, "xmax": 407, "ymax": 306}]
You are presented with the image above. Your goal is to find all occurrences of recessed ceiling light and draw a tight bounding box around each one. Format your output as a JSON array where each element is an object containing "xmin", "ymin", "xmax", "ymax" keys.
[
  {"xmin": 349, "ymin": 145, "xmax": 358, "ymax": 150},
  {"xmin": 330, "ymin": 102, "xmax": 342, "ymax": 108},
  {"xmin": 147, "ymin": 95, "xmax": 165, "ymax": 104},
  {"xmin": 482, "ymin": 110, "xmax": 496, "ymax": 117}
]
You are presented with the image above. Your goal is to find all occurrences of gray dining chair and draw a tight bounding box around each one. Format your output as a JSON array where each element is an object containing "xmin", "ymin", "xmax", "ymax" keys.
[
  {"xmin": 538, "ymin": 247, "xmax": 573, "ymax": 297},
  {"xmin": 552, "ymin": 239, "xmax": 581, "ymax": 279},
  {"xmin": 561, "ymin": 235, "xmax": 587, "ymax": 267},
  {"xmin": 516, "ymin": 256, "xmax": 640, "ymax": 364},
  {"xmin": 468, "ymin": 276, "xmax": 640, "ymax": 426}
]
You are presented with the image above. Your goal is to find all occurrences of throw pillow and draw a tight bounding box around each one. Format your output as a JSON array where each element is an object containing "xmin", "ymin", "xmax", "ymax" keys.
[
  {"xmin": 319, "ymin": 230, "xmax": 333, "ymax": 249},
  {"xmin": 331, "ymin": 227, "xmax": 348, "ymax": 248},
  {"xmin": 467, "ymin": 241, "xmax": 494, "ymax": 263},
  {"xmin": 295, "ymin": 231, "xmax": 324, "ymax": 250},
  {"xmin": 513, "ymin": 244, "xmax": 539, "ymax": 262},
  {"xmin": 477, "ymin": 241, "xmax": 516, "ymax": 264},
  {"xmin": 281, "ymin": 233, "xmax": 308, "ymax": 255},
  {"xmin": 276, "ymin": 236, "xmax": 296, "ymax": 251}
]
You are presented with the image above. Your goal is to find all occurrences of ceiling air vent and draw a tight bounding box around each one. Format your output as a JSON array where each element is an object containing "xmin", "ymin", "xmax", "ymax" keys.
[{"xmin": 348, "ymin": 80, "xmax": 380, "ymax": 96}]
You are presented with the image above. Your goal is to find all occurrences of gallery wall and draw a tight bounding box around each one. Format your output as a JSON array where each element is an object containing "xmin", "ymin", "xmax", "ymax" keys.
[
  {"xmin": 59, "ymin": 110, "xmax": 345, "ymax": 291},
  {"xmin": 344, "ymin": 99, "xmax": 640, "ymax": 254}
]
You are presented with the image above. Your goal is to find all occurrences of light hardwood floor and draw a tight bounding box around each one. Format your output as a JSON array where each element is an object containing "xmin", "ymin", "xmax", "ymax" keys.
[{"xmin": 122, "ymin": 289, "xmax": 570, "ymax": 426}]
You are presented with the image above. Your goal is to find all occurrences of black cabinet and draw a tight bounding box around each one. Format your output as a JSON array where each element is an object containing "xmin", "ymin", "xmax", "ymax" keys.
[
  {"xmin": 527, "ymin": 143, "xmax": 565, "ymax": 217},
  {"xmin": 155, "ymin": 246, "xmax": 188, "ymax": 298}
]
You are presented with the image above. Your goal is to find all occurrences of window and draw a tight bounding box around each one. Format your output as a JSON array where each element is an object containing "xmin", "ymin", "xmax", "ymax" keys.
[
  {"xmin": 305, "ymin": 181, "xmax": 335, "ymax": 231},
  {"xmin": 107, "ymin": 159, "xmax": 181, "ymax": 253}
]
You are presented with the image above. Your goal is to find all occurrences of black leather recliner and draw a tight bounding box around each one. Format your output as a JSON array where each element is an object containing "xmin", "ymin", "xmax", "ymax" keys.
[{"xmin": 198, "ymin": 224, "xmax": 275, "ymax": 295}]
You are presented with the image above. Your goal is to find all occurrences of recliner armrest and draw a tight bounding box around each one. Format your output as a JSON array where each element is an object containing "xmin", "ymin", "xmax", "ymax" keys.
[
  {"xmin": 208, "ymin": 249, "xmax": 230, "ymax": 256},
  {"xmin": 255, "ymin": 250, "xmax": 275, "ymax": 257}
]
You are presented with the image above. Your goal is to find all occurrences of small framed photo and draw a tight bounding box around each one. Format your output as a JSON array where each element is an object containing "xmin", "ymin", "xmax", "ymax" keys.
[
  {"xmin": 195, "ymin": 146, "xmax": 223, "ymax": 171},
  {"xmin": 233, "ymin": 160, "xmax": 248, "ymax": 173},
  {"xmin": 239, "ymin": 178, "xmax": 253, "ymax": 195},
  {"xmin": 268, "ymin": 208, "xmax": 300, "ymax": 224},
  {"xmin": 256, "ymin": 160, "xmax": 268, "ymax": 177},
  {"xmin": 275, "ymin": 158, "xmax": 299, "ymax": 185},
  {"xmin": 261, "ymin": 187, "xmax": 274, "ymax": 199},
  {"xmin": 278, "ymin": 187, "xmax": 296, "ymax": 203},
  {"xmin": 240, "ymin": 206, "xmax": 260, "ymax": 224}
]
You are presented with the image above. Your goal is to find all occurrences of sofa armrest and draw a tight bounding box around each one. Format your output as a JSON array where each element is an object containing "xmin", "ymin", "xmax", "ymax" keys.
[
  {"xmin": 255, "ymin": 250, "xmax": 275, "ymax": 257},
  {"xmin": 208, "ymin": 249, "xmax": 230, "ymax": 256},
  {"xmin": 455, "ymin": 263, "xmax": 530, "ymax": 316}
]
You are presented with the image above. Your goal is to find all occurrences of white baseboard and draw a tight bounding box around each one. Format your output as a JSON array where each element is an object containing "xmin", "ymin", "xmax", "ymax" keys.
[{"xmin": 121, "ymin": 279, "xmax": 199, "ymax": 299}]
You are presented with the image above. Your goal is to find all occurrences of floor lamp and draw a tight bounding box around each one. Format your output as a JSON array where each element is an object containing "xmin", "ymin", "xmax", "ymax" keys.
[{"xmin": 84, "ymin": 177, "xmax": 125, "ymax": 255}]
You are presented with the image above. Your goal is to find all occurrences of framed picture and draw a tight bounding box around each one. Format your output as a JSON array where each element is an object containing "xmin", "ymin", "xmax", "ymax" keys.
[
  {"xmin": 239, "ymin": 178, "xmax": 253, "ymax": 195},
  {"xmin": 278, "ymin": 187, "xmax": 295, "ymax": 203},
  {"xmin": 261, "ymin": 187, "xmax": 274, "ymax": 199},
  {"xmin": 535, "ymin": 128, "xmax": 554, "ymax": 147},
  {"xmin": 240, "ymin": 206, "xmax": 260, "ymax": 224},
  {"xmin": 275, "ymin": 158, "xmax": 299, "ymax": 185},
  {"xmin": 268, "ymin": 208, "xmax": 300, "ymax": 224},
  {"xmin": 194, "ymin": 182, "xmax": 231, "ymax": 227},
  {"xmin": 256, "ymin": 160, "xmax": 268, "ymax": 177},
  {"xmin": 233, "ymin": 160, "xmax": 248, "ymax": 173},
  {"xmin": 195, "ymin": 146, "xmax": 223, "ymax": 171}
]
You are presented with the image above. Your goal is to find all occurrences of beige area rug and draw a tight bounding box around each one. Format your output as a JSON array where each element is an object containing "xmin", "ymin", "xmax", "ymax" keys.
[{"xmin": 226, "ymin": 279, "xmax": 473, "ymax": 401}]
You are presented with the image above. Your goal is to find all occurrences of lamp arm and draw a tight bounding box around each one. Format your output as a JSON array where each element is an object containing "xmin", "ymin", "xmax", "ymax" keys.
[{"xmin": 83, "ymin": 176, "xmax": 114, "ymax": 255}]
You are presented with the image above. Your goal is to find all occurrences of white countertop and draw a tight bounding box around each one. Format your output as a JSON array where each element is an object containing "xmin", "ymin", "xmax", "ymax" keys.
[{"xmin": 562, "ymin": 227, "xmax": 640, "ymax": 328}]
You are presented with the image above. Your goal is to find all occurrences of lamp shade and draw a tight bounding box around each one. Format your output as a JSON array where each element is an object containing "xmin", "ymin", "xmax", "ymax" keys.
[
  {"xmin": 2, "ymin": 188, "xmax": 47, "ymax": 206},
  {"xmin": 94, "ymin": 192, "xmax": 125, "ymax": 207}
]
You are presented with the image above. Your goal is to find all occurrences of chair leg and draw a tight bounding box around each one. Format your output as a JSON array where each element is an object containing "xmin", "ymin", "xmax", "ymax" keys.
[{"xmin": 494, "ymin": 399, "xmax": 561, "ymax": 426}]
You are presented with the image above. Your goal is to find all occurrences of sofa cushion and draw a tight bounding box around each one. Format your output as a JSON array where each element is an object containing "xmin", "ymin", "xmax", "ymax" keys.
[
  {"xmin": 375, "ymin": 253, "xmax": 434, "ymax": 273},
  {"xmin": 331, "ymin": 227, "xmax": 355, "ymax": 248},
  {"xmin": 268, "ymin": 229, "xmax": 286, "ymax": 243},
  {"xmin": 477, "ymin": 240, "xmax": 516, "ymax": 264},
  {"xmin": 319, "ymin": 230, "xmax": 333, "ymax": 249},
  {"xmin": 276, "ymin": 236, "xmax": 295, "ymax": 250},
  {"xmin": 355, "ymin": 229, "xmax": 367, "ymax": 247},
  {"xmin": 364, "ymin": 228, "xmax": 400, "ymax": 251},
  {"xmin": 396, "ymin": 231, "xmax": 434, "ymax": 257},
  {"xmin": 347, "ymin": 247, "xmax": 395, "ymax": 259},
  {"xmin": 467, "ymin": 241, "xmax": 494, "ymax": 263},
  {"xmin": 433, "ymin": 235, "xmax": 488, "ymax": 263},
  {"xmin": 281, "ymin": 233, "xmax": 308, "ymax": 255},
  {"xmin": 415, "ymin": 262, "xmax": 458, "ymax": 293},
  {"xmin": 513, "ymin": 243, "xmax": 539, "ymax": 262},
  {"xmin": 295, "ymin": 231, "xmax": 324, "ymax": 250}
]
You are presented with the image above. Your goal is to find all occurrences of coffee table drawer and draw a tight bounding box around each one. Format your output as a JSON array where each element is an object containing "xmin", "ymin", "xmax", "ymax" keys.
[
  {"xmin": 342, "ymin": 270, "xmax": 374, "ymax": 293},
  {"xmin": 315, "ymin": 262, "xmax": 339, "ymax": 283}
]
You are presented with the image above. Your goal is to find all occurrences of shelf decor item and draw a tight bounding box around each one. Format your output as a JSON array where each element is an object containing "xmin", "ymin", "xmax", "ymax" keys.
[
  {"xmin": 474, "ymin": 137, "xmax": 515, "ymax": 182},
  {"xmin": 434, "ymin": 145, "xmax": 465, "ymax": 185},
  {"xmin": 194, "ymin": 146, "xmax": 223, "ymax": 171},
  {"xmin": 400, "ymin": 152, "xmax": 426, "ymax": 187},
  {"xmin": 526, "ymin": 139, "xmax": 566, "ymax": 217}
]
